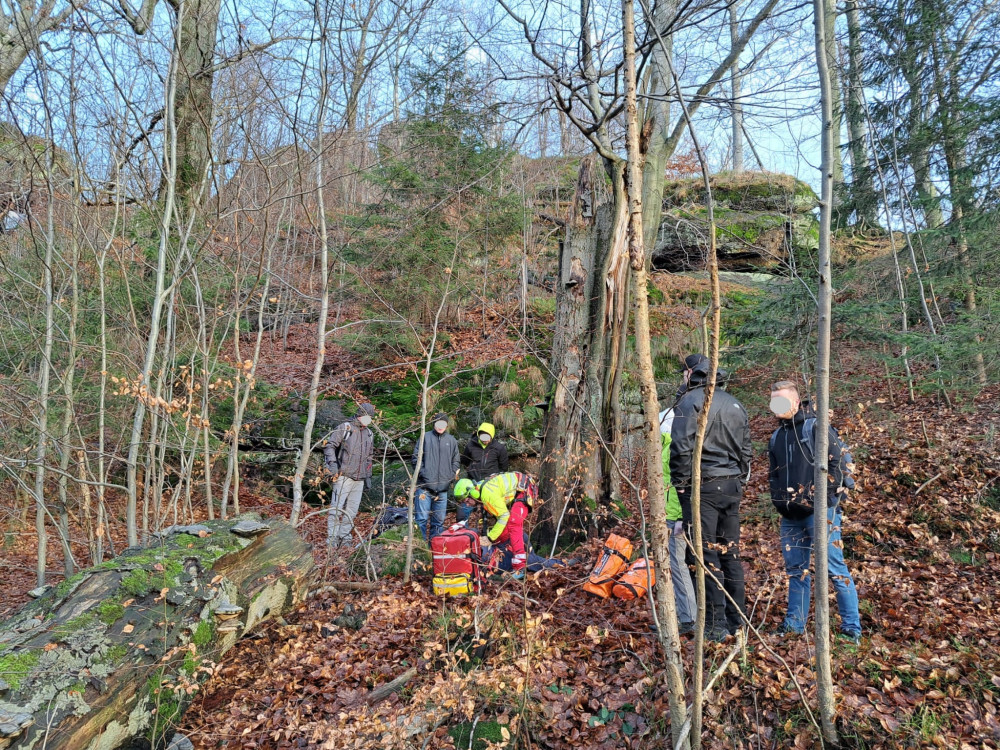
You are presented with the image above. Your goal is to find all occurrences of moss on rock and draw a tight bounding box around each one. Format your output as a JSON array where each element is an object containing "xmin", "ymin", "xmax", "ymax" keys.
[{"xmin": 0, "ymin": 650, "xmax": 40, "ymax": 690}]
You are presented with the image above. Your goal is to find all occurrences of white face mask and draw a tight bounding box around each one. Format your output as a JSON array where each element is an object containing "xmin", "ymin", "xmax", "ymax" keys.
[
  {"xmin": 479, "ymin": 432, "xmax": 491, "ymax": 444},
  {"xmin": 358, "ymin": 414, "xmax": 373, "ymax": 427},
  {"xmin": 769, "ymin": 395, "xmax": 793, "ymax": 417},
  {"xmin": 434, "ymin": 420, "xmax": 448, "ymax": 432}
]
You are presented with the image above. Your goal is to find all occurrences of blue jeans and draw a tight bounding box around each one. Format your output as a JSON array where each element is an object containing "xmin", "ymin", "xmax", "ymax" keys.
[
  {"xmin": 780, "ymin": 507, "xmax": 861, "ymax": 636},
  {"xmin": 669, "ymin": 524, "xmax": 697, "ymax": 625},
  {"xmin": 415, "ymin": 488, "xmax": 448, "ymax": 541}
]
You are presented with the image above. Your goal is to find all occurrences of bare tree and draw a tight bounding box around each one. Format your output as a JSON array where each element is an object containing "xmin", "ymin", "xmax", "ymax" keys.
[
  {"xmin": 0, "ymin": 0, "xmax": 81, "ymax": 96},
  {"xmin": 729, "ymin": 0, "xmax": 743, "ymax": 174},
  {"xmin": 290, "ymin": 2, "xmax": 332, "ymax": 528},
  {"xmin": 812, "ymin": 0, "xmax": 838, "ymax": 739}
]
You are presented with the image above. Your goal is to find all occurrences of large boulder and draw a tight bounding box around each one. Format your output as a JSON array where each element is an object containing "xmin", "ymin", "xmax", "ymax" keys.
[{"xmin": 651, "ymin": 171, "xmax": 819, "ymax": 273}]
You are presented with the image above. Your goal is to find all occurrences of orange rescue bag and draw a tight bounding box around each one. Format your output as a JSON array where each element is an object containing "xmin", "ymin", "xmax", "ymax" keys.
[
  {"xmin": 612, "ymin": 557, "xmax": 655, "ymax": 600},
  {"xmin": 582, "ymin": 534, "xmax": 634, "ymax": 598}
]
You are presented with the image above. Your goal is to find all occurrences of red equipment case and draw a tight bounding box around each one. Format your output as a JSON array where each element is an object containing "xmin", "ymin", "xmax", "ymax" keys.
[{"xmin": 431, "ymin": 525, "xmax": 483, "ymax": 595}]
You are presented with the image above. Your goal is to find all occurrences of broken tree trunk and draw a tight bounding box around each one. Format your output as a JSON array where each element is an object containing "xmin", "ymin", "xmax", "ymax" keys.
[{"xmin": 0, "ymin": 515, "xmax": 315, "ymax": 750}]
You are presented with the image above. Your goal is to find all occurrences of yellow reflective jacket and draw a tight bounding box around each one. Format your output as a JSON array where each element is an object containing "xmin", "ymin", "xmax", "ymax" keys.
[{"xmin": 478, "ymin": 471, "xmax": 534, "ymax": 541}]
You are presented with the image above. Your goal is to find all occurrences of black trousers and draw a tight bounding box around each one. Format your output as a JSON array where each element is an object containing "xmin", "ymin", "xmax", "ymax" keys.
[{"xmin": 682, "ymin": 477, "xmax": 746, "ymax": 632}]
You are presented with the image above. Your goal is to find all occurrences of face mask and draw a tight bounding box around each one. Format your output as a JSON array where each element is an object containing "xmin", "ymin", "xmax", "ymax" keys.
[
  {"xmin": 434, "ymin": 420, "xmax": 448, "ymax": 432},
  {"xmin": 479, "ymin": 432, "xmax": 491, "ymax": 444},
  {"xmin": 769, "ymin": 395, "xmax": 793, "ymax": 417},
  {"xmin": 358, "ymin": 414, "xmax": 373, "ymax": 426}
]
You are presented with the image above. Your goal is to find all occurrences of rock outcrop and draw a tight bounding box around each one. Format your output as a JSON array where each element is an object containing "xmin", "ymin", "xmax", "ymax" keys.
[{"xmin": 651, "ymin": 171, "xmax": 819, "ymax": 273}]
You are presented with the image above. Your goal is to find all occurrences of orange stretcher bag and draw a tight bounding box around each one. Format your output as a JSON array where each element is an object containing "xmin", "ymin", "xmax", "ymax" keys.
[
  {"xmin": 612, "ymin": 557, "xmax": 655, "ymax": 601},
  {"xmin": 582, "ymin": 534, "xmax": 634, "ymax": 598}
]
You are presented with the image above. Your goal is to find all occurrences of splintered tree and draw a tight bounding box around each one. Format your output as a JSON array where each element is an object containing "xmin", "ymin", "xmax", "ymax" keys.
[{"xmin": 500, "ymin": 0, "xmax": 777, "ymax": 542}]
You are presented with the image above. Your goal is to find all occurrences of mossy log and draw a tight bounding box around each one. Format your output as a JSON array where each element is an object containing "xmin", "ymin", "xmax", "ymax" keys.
[{"xmin": 0, "ymin": 515, "xmax": 315, "ymax": 750}]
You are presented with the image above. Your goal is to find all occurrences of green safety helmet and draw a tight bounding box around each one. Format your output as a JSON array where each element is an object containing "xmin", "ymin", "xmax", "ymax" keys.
[{"xmin": 453, "ymin": 478, "xmax": 477, "ymax": 500}]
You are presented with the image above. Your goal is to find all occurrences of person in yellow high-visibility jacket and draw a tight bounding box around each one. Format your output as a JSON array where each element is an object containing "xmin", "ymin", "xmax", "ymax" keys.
[{"xmin": 453, "ymin": 471, "xmax": 538, "ymax": 575}]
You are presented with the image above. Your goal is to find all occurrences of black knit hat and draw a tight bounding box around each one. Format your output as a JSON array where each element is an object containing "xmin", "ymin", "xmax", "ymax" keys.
[{"xmin": 684, "ymin": 353, "xmax": 708, "ymax": 370}]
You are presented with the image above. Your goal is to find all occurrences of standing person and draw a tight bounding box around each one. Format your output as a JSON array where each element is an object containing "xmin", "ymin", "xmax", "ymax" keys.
[
  {"xmin": 458, "ymin": 422, "xmax": 509, "ymax": 522},
  {"xmin": 412, "ymin": 412, "xmax": 460, "ymax": 541},
  {"xmin": 323, "ymin": 403, "xmax": 376, "ymax": 548},
  {"xmin": 452, "ymin": 471, "xmax": 537, "ymax": 579},
  {"xmin": 660, "ymin": 408, "xmax": 696, "ymax": 634},
  {"xmin": 670, "ymin": 359, "xmax": 752, "ymax": 641},
  {"xmin": 767, "ymin": 381, "xmax": 862, "ymax": 642}
]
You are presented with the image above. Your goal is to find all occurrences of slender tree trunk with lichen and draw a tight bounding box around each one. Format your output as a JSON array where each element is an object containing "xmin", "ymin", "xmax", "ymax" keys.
[{"xmin": 0, "ymin": 517, "xmax": 314, "ymax": 750}]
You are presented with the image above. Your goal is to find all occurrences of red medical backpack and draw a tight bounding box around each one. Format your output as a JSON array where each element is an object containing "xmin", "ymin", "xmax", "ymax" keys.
[{"xmin": 431, "ymin": 524, "xmax": 483, "ymax": 595}]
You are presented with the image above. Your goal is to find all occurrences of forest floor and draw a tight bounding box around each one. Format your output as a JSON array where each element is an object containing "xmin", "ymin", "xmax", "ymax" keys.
[
  {"xmin": 2, "ymin": 306, "xmax": 999, "ymax": 749},
  {"xmin": 171, "ymin": 359, "xmax": 999, "ymax": 749}
]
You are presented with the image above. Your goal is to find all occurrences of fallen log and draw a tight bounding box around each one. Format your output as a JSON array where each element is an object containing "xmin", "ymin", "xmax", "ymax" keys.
[
  {"xmin": 0, "ymin": 515, "xmax": 315, "ymax": 750},
  {"xmin": 364, "ymin": 666, "xmax": 417, "ymax": 706}
]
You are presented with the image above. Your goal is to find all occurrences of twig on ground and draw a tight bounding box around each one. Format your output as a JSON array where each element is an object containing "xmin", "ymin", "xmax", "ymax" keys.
[
  {"xmin": 365, "ymin": 666, "xmax": 418, "ymax": 705},
  {"xmin": 915, "ymin": 473, "xmax": 942, "ymax": 495}
]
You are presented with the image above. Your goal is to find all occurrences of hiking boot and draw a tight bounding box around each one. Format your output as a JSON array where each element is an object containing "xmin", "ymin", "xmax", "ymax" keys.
[
  {"xmin": 649, "ymin": 621, "xmax": 695, "ymax": 636},
  {"xmin": 838, "ymin": 630, "xmax": 861, "ymax": 645},
  {"xmin": 706, "ymin": 625, "xmax": 730, "ymax": 643}
]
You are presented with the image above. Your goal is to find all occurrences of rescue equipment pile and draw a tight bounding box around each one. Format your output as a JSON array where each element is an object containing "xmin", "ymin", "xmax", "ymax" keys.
[{"xmin": 583, "ymin": 534, "xmax": 655, "ymax": 601}]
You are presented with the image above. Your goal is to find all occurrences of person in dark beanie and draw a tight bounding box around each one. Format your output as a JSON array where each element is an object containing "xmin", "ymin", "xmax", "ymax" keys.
[
  {"xmin": 670, "ymin": 358, "xmax": 752, "ymax": 641},
  {"xmin": 459, "ymin": 422, "xmax": 509, "ymax": 522},
  {"xmin": 676, "ymin": 353, "xmax": 709, "ymax": 399},
  {"xmin": 323, "ymin": 402, "xmax": 376, "ymax": 548},
  {"xmin": 412, "ymin": 412, "xmax": 460, "ymax": 541}
]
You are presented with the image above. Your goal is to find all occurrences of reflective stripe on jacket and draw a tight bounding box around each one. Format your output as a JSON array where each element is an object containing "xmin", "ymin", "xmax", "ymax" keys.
[{"xmin": 479, "ymin": 471, "xmax": 534, "ymax": 541}]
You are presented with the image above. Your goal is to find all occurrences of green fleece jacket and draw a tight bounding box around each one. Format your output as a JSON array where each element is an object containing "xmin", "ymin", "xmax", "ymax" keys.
[{"xmin": 661, "ymin": 432, "xmax": 683, "ymax": 522}]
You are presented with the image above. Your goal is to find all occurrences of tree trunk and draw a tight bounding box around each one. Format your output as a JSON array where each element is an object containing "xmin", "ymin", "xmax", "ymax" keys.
[
  {"xmin": 621, "ymin": 5, "xmax": 689, "ymax": 747},
  {"xmin": 162, "ymin": 0, "xmax": 222, "ymax": 207},
  {"xmin": 906, "ymin": 85, "xmax": 943, "ymax": 229},
  {"xmin": 639, "ymin": 0, "xmax": 676, "ymax": 253},
  {"xmin": 290, "ymin": 12, "xmax": 332, "ymax": 527},
  {"xmin": 812, "ymin": 0, "xmax": 839, "ymax": 741},
  {"xmin": 730, "ymin": 0, "xmax": 743, "ymax": 175},
  {"xmin": 931, "ymin": 44, "xmax": 987, "ymax": 384},
  {"xmin": 535, "ymin": 156, "xmax": 625, "ymax": 544},
  {"xmin": 844, "ymin": 0, "xmax": 876, "ymax": 229},
  {"xmin": 127, "ymin": 31, "xmax": 182, "ymax": 548},
  {"xmin": 823, "ymin": 1, "xmax": 844, "ymax": 227},
  {"xmin": 0, "ymin": 517, "xmax": 314, "ymax": 750}
]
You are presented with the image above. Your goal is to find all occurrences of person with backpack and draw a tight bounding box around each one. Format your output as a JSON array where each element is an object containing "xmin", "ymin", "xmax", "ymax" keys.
[
  {"xmin": 323, "ymin": 403, "xmax": 376, "ymax": 548},
  {"xmin": 412, "ymin": 412, "xmax": 460, "ymax": 541},
  {"xmin": 458, "ymin": 423, "xmax": 509, "ymax": 522},
  {"xmin": 767, "ymin": 380, "xmax": 862, "ymax": 642},
  {"xmin": 452, "ymin": 471, "xmax": 537, "ymax": 578},
  {"xmin": 659, "ymin": 408, "xmax": 697, "ymax": 634},
  {"xmin": 670, "ymin": 358, "xmax": 752, "ymax": 641}
]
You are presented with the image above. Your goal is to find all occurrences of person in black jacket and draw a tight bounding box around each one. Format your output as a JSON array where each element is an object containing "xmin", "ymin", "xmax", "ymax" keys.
[
  {"xmin": 459, "ymin": 422, "xmax": 508, "ymax": 522},
  {"xmin": 412, "ymin": 412, "xmax": 460, "ymax": 540},
  {"xmin": 768, "ymin": 380, "xmax": 861, "ymax": 641},
  {"xmin": 670, "ymin": 359, "xmax": 752, "ymax": 641}
]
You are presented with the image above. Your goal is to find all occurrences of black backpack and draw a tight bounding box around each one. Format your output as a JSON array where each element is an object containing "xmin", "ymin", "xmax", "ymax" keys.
[{"xmin": 769, "ymin": 417, "xmax": 855, "ymax": 518}]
